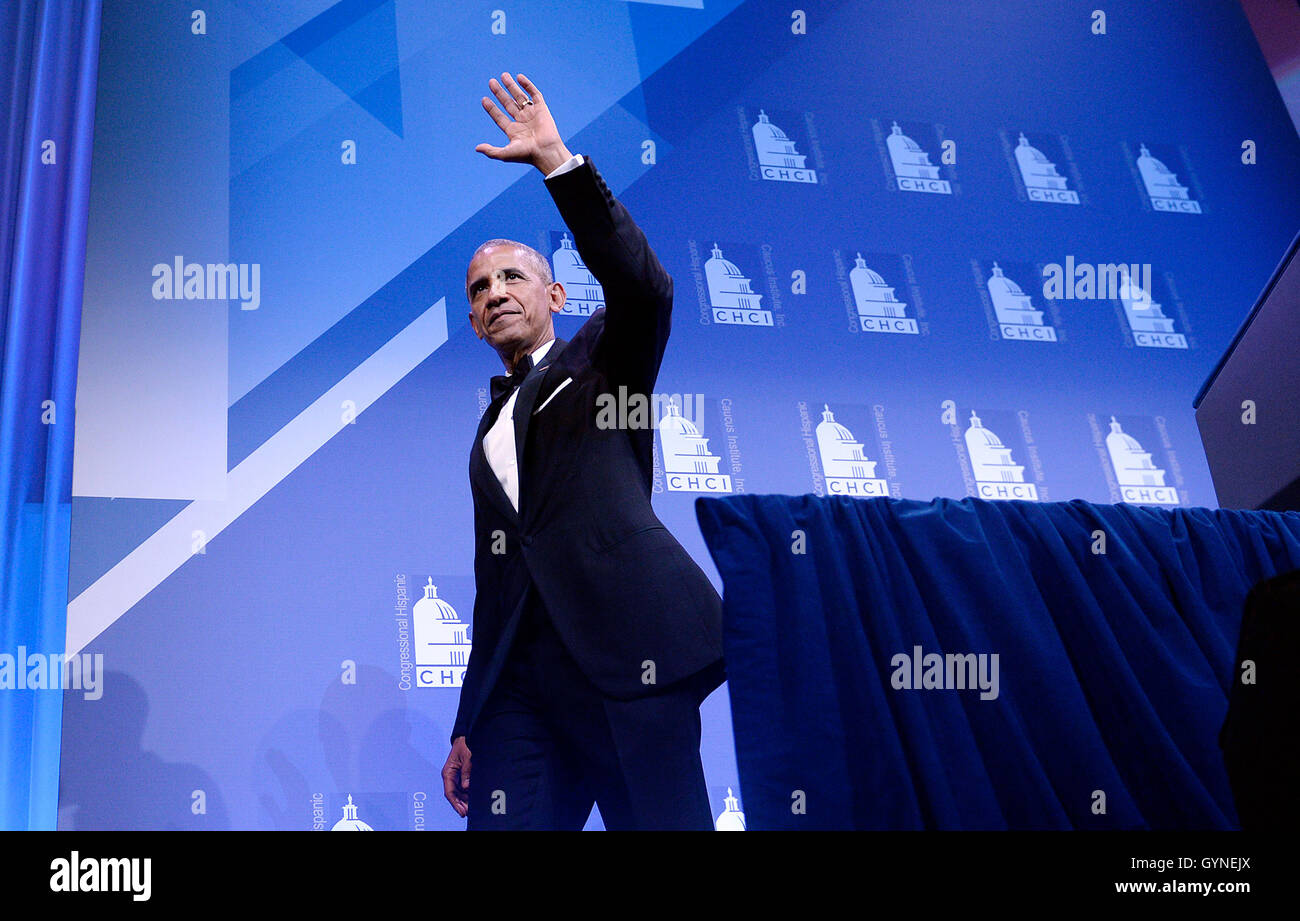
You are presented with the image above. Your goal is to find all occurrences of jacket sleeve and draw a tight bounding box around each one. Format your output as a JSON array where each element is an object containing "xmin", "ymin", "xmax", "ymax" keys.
[
  {"xmin": 544, "ymin": 156, "xmax": 673, "ymax": 397},
  {"xmin": 450, "ymin": 638, "xmax": 473, "ymax": 742},
  {"xmin": 451, "ymin": 648, "xmax": 472, "ymax": 740}
]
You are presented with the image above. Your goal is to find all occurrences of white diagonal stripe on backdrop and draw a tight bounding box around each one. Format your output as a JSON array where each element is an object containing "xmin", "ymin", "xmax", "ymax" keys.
[{"xmin": 65, "ymin": 298, "xmax": 449, "ymax": 657}]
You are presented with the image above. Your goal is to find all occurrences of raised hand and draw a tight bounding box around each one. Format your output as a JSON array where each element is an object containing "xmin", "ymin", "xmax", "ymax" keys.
[{"xmin": 475, "ymin": 72, "xmax": 574, "ymax": 175}]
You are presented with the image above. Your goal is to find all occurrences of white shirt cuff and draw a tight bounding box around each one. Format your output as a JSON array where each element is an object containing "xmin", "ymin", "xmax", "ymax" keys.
[{"xmin": 545, "ymin": 153, "xmax": 584, "ymax": 179}]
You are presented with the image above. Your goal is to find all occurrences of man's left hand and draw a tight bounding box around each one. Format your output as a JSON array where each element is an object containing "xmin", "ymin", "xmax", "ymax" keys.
[{"xmin": 475, "ymin": 72, "xmax": 574, "ymax": 175}]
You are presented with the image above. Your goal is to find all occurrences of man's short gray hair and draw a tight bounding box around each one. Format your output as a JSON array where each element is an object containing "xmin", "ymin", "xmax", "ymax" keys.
[{"xmin": 467, "ymin": 238, "xmax": 553, "ymax": 298}]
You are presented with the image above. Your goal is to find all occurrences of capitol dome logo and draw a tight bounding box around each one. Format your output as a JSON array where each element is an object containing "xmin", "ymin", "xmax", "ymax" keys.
[
  {"xmin": 714, "ymin": 787, "xmax": 746, "ymax": 831},
  {"xmin": 884, "ymin": 121, "xmax": 952, "ymax": 194},
  {"xmin": 703, "ymin": 243, "xmax": 772, "ymax": 327},
  {"xmin": 1116, "ymin": 272, "xmax": 1187, "ymax": 350},
  {"xmin": 550, "ymin": 232, "xmax": 605, "ymax": 316},
  {"xmin": 849, "ymin": 253, "xmax": 918, "ymax": 334},
  {"xmin": 412, "ymin": 578, "xmax": 471, "ymax": 688},
  {"xmin": 1136, "ymin": 143, "xmax": 1201, "ymax": 214},
  {"xmin": 1104, "ymin": 416, "xmax": 1179, "ymax": 506},
  {"xmin": 1013, "ymin": 131, "xmax": 1079, "ymax": 204},
  {"xmin": 331, "ymin": 795, "xmax": 373, "ymax": 831},
  {"xmin": 657, "ymin": 399, "xmax": 732, "ymax": 494},
  {"xmin": 964, "ymin": 410, "xmax": 1039, "ymax": 501},
  {"xmin": 986, "ymin": 261, "xmax": 1058, "ymax": 342},
  {"xmin": 751, "ymin": 110, "xmax": 818, "ymax": 184},
  {"xmin": 815, "ymin": 405, "xmax": 889, "ymax": 498}
]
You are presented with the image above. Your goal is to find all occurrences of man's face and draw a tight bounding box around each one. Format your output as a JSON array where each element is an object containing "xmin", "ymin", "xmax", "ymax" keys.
[{"xmin": 466, "ymin": 245, "xmax": 564, "ymax": 355}]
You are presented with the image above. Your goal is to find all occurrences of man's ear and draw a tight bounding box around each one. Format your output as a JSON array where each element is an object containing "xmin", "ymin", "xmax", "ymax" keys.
[
  {"xmin": 549, "ymin": 281, "xmax": 567, "ymax": 314},
  {"xmin": 469, "ymin": 310, "xmax": 484, "ymax": 339}
]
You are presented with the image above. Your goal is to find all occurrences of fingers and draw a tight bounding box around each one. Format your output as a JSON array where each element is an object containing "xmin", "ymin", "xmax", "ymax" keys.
[
  {"xmin": 446, "ymin": 787, "xmax": 467, "ymax": 817},
  {"xmin": 514, "ymin": 73, "xmax": 542, "ymax": 105},
  {"xmin": 442, "ymin": 761, "xmax": 459, "ymax": 804},
  {"xmin": 478, "ymin": 73, "xmax": 541, "ymax": 163},
  {"xmin": 488, "ymin": 76, "xmax": 522, "ymax": 114},
  {"xmin": 501, "ymin": 72, "xmax": 531, "ymax": 108},
  {"xmin": 478, "ymin": 95, "xmax": 513, "ymax": 159},
  {"xmin": 481, "ymin": 95, "xmax": 511, "ymax": 131},
  {"xmin": 442, "ymin": 756, "xmax": 469, "ymax": 817}
]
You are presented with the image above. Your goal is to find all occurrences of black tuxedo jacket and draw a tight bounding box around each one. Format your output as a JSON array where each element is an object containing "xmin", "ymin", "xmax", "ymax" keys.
[{"xmin": 451, "ymin": 158, "xmax": 725, "ymax": 744}]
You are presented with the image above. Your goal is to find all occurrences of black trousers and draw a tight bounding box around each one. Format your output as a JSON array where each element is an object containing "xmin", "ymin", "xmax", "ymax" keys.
[{"xmin": 465, "ymin": 585, "xmax": 714, "ymax": 830}]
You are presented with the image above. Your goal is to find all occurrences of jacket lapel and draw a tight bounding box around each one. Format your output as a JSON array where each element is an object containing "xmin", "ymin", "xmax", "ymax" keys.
[
  {"xmin": 512, "ymin": 337, "xmax": 568, "ymax": 519},
  {"xmin": 471, "ymin": 397, "xmax": 521, "ymax": 527},
  {"xmin": 470, "ymin": 337, "xmax": 570, "ymax": 527}
]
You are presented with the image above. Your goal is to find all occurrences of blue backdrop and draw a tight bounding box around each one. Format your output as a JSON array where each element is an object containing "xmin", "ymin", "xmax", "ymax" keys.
[{"xmin": 58, "ymin": 0, "xmax": 1300, "ymax": 829}]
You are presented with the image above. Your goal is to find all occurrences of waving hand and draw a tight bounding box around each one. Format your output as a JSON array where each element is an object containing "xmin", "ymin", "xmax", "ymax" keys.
[{"xmin": 475, "ymin": 72, "xmax": 575, "ymax": 175}]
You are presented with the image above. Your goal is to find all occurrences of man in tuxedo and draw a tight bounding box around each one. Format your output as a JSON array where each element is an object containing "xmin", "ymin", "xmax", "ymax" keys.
[{"xmin": 440, "ymin": 73, "xmax": 725, "ymax": 830}]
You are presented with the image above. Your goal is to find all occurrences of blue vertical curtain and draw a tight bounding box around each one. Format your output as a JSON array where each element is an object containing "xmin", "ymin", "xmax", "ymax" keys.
[
  {"xmin": 0, "ymin": 0, "xmax": 101, "ymax": 830},
  {"xmin": 695, "ymin": 494, "xmax": 1300, "ymax": 830}
]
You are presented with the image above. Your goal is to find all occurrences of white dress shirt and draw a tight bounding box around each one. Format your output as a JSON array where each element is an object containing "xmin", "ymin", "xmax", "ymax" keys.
[
  {"xmin": 483, "ymin": 338, "xmax": 555, "ymax": 512},
  {"xmin": 480, "ymin": 154, "xmax": 584, "ymax": 512}
]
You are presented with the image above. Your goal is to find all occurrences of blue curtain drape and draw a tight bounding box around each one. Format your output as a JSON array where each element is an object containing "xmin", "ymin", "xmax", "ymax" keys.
[
  {"xmin": 695, "ymin": 494, "xmax": 1300, "ymax": 830},
  {"xmin": 0, "ymin": 0, "xmax": 101, "ymax": 830}
]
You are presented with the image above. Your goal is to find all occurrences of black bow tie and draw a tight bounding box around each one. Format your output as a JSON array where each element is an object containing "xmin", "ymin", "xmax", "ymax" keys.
[{"xmin": 490, "ymin": 353, "xmax": 534, "ymax": 402}]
